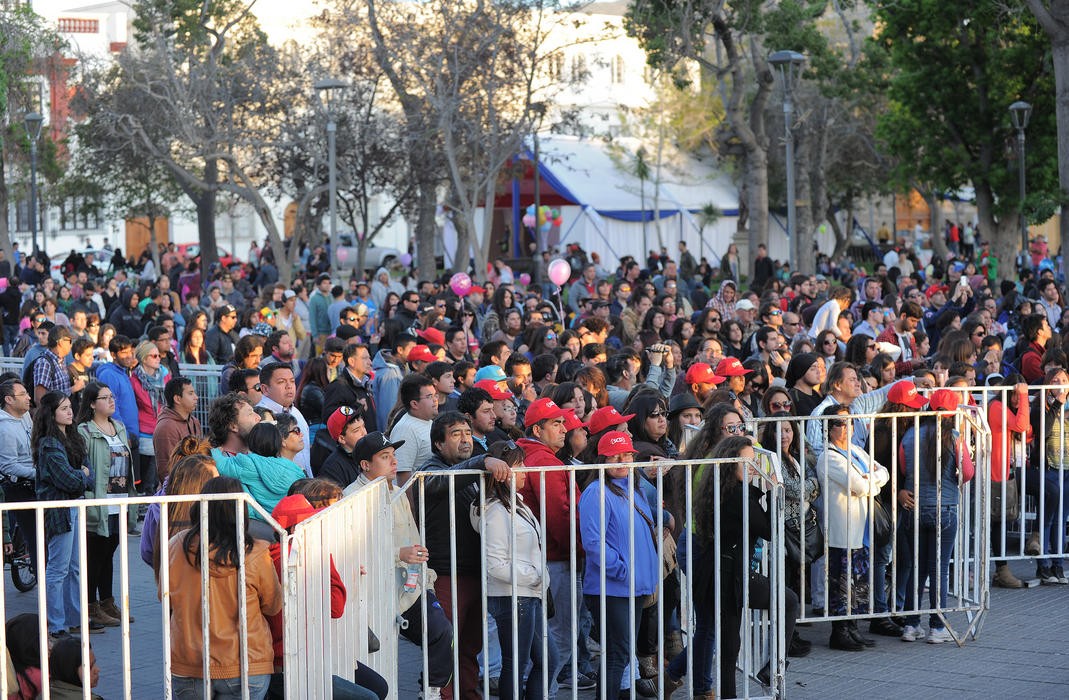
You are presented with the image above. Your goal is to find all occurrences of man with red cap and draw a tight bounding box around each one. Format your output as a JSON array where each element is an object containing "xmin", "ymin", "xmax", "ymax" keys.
[
  {"xmin": 684, "ymin": 362, "xmax": 725, "ymax": 405},
  {"xmin": 407, "ymin": 344, "xmax": 437, "ymax": 373},
  {"xmin": 459, "ymin": 384, "xmax": 510, "ymax": 454},
  {"xmin": 516, "ymin": 398, "xmax": 589, "ymax": 694},
  {"xmin": 318, "ymin": 406, "xmax": 372, "ymax": 489}
]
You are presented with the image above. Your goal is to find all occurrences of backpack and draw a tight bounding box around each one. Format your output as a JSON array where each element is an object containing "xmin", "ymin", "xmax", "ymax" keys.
[{"xmin": 22, "ymin": 354, "xmax": 59, "ymax": 404}]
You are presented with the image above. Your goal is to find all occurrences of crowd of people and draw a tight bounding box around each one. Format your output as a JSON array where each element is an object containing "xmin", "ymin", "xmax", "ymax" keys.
[{"xmin": 0, "ymin": 232, "xmax": 1063, "ymax": 699}]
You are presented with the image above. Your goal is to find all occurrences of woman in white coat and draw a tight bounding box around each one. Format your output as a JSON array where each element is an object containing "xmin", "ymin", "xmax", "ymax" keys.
[{"xmin": 818, "ymin": 404, "xmax": 889, "ymax": 652}]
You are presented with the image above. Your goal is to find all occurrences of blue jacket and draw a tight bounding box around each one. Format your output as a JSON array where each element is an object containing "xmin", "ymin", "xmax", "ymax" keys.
[
  {"xmin": 95, "ymin": 362, "xmax": 138, "ymax": 441},
  {"xmin": 211, "ymin": 448, "xmax": 305, "ymax": 521},
  {"xmin": 902, "ymin": 423, "xmax": 963, "ymax": 508},
  {"xmin": 371, "ymin": 350, "xmax": 404, "ymax": 431},
  {"xmin": 579, "ymin": 475, "xmax": 659, "ymax": 597}
]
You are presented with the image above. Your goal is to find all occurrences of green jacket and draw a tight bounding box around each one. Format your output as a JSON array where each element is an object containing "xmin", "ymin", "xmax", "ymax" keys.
[{"xmin": 78, "ymin": 418, "xmax": 135, "ymax": 537}]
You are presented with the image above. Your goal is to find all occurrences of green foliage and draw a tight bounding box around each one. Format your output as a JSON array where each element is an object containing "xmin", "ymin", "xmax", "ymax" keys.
[{"xmin": 874, "ymin": 0, "xmax": 1060, "ymax": 220}]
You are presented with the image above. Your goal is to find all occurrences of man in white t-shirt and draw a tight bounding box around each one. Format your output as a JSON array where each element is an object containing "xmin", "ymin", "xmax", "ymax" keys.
[{"xmin": 389, "ymin": 373, "xmax": 439, "ymax": 486}]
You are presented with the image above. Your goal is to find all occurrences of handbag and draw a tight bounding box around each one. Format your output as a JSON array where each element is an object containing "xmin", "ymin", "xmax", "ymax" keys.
[
  {"xmin": 872, "ymin": 497, "xmax": 893, "ymax": 549},
  {"xmin": 784, "ymin": 509, "xmax": 824, "ymax": 565},
  {"xmin": 991, "ymin": 477, "xmax": 1020, "ymax": 522}
]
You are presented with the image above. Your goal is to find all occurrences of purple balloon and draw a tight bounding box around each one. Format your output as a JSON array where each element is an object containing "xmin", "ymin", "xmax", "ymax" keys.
[
  {"xmin": 519, "ymin": 273, "xmax": 531, "ymax": 286},
  {"xmin": 400, "ymin": 253, "xmax": 413, "ymax": 266},
  {"xmin": 547, "ymin": 258, "xmax": 571, "ymax": 287}
]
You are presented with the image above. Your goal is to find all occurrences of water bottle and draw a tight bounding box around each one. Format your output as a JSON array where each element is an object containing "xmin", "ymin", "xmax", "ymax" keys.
[{"xmin": 404, "ymin": 564, "xmax": 420, "ymax": 591}]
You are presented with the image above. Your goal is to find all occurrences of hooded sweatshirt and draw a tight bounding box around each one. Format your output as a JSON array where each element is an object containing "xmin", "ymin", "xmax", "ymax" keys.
[
  {"xmin": 708, "ymin": 280, "xmax": 738, "ymax": 321},
  {"xmin": 211, "ymin": 448, "xmax": 305, "ymax": 520},
  {"xmin": 153, "ymin": 406, "xmax": 202, "ymax": 481},
  {"xmin": 579, "ymin": 475, "xmax": 659, "ymax": 597},
  {"xmin": 371, "ymin": 350, "xmax": 404, "ymax": 431},
  {"xmin": 0, "ymin": 409, "xmax": 34, "ymax": 482}
]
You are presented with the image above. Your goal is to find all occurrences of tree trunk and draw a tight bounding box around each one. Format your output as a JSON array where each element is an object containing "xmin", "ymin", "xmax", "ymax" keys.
[
  {"xmin": 195, "ymin": 160, "xmax": 219, "ymax": 277},
  {"xmin": 974, "ymin": 183, "xmax": 1019, "ymax": 280},
  {"xmin": 415, "ymin": 180, "xmax": 437, "ymax": 280},
  {"xmin": 1053, "ymin": 38, "xmax": 1069, "ymax": 279},
  {"xmin": 147, "ymin": 211, "xmax": 160, "ymax": 276},
  {"xmin": 0, "ymin": 146, "xmax": 13, "ymax": 268},
  {"xmin": 826, "ymin": 202, "xmax": 850, "ymax": 261},
  {"xmin": 794, "ymin": 124, "xmax": 814, "ymax": 275},
  {"xmin": 744, "ymin": 146, "xmax": 769, "ymax": 277}
]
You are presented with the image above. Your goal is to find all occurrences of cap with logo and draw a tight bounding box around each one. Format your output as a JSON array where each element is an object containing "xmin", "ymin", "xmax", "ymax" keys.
[
  {"xmin": 598, "ymin": 430, "xmax": 637, "ymax": 457},
  {"xmin": 407, "ymin": 345, "xmax": 437, "ymax": 364},
  {"xmin": 928, "ymin": 389, "xmax": 960, "ymax": 413},
  {"xmin": 523, "ymin": 398, "xmax": 569, "ymax": 428},
  {"xmin": 715, "ymin": 357, "xmax": 752, "ymax": 377},
  {"xmin": 217, "ymin": 304, "xmax": 238, "ymax": 320},
  {"xmin": 685, "ymin": 363, "xmax": 726, "ymax": 386},
  {"xmin": 587, "ymin": 406, "xmax": 636, "ymax": 435},
  {"xmin": 562, "ymin": 409, "xmax": 587, "ymax": 432},
  {"xmin": 352, "ymin": 431, "xmax": 406, "ymax": 464},
  {"xmin": 887, "ymin": 380, "xmax": 927, "ymax": 409},
  {"xmin": 327, "ymin": 405, "xmax": 363, "ymax": 441},
  {"xmin": 475, "ymin": 379, "xmax": 514, "ymax": 401}
]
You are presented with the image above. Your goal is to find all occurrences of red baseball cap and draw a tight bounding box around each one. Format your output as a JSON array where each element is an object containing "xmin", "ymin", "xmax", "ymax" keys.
[
  {"xmin": 887, "ymin": 380, "xmax": 927, "ymax": 409},
  {"xmin": 524, "ymin": 398, "xmax": 569, "ymax": 427},
  {"xmin": 685, "ymin": 363, "xmax": 726, "ymax": 386},
  {"xmin": 928, "ymin": 388, "xmax": 960, "ymax": 413},
  {"xmin": 598, "ymin": 431, "xmax": 637, "ymax": 457},
  {"xmin": 416, "ymin": 327, "xmax": 445, "ymax": 345},
  {"xmin": 925, "ymin": 285, "xmax": 949, "ymax": 300},
  {"xmin": 587, "ymin": 406, "xmax": 635, "ymax": 435},
  {"xmin": 327, "ymin": 405, "xmax": 363, "ymax": 441},
  {"xmin": 715, "ymin": 357, "xmax": 752, "ymax": 377},
  {"xmin": 271, "ymin": 494, "xmax": 319, "ymax": 530},
  {"xmin": 475, "ymin": 379, "xmax": 514, "ymax": 401},
  {"xmin": 407, "ymin": 344, "xmax": 437, "ymax": 363},
  {"xmin": 470, "ymin": 285, "xmax": 486, "ymax": 294},
  {"xmin": 562, "ymin": 409, "xmax": 587, "ymax": 432}
]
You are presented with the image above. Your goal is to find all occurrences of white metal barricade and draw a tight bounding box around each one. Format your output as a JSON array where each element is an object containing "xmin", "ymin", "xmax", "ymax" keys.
[
  {"xmin": 0, "ymin": 492, "xmax": 290, "ymax": 700},
  {"xmin": 282, "ymin": 477, "xmax": 399, "ymax": 699},
  {"xmin": 399, "ymin": 452, "xmax": 787, "ymax": 700}
]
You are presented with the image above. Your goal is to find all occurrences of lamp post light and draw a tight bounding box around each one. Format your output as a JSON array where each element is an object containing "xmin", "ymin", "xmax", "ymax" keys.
[
  {"xmin": 769, "ymin": 50, "xmax": 806, "ymax": 275},
  {"xmin": 23, "ymin": 112, "xmax": 44, "ymax": 257},
  {"xmin": 1010, "ymin": 100, "xmax": 1032, "ymax": 259},
  {"xmin": 315, "ymin": 78, "xmax": 348, "ymax": 270}
]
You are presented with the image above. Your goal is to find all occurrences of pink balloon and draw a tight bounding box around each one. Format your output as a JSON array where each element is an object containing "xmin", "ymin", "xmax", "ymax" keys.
[
  {"xmin": 522, "ymin": 214, "xmax": 536, "ymax": 228},
  {"xmin": 450, "ymin": 272, "xmax": 473, "ymax": 296},
  {"xmin": 547, "ymin": 258, "xmax": 571, "ymax": 287},
  {"xmin": 518, "ymin": 273, "xmax": 531, "ymax": 286},
  {"xmin": 336, "ymin": 247, "xmax": 349, "ymax": 263},
  {"xmin": 0, "ymin": 278, "xmax": 8, "ymax": 292}
]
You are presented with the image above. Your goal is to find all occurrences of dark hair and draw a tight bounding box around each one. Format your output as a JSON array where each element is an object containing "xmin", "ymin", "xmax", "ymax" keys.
[
  {"xmin": 165, "ymin": 376, "xmax": 193, "ymax": 409},
  {"xmin": 274, "ymin": 412, "xmax": 299, "ymax": 440},
  {"xmin": 457, "ymin": 387, "xmax": 493, "ymax": 417},
  {"xmin": 296, "ymin": 356, "xmax": 330, "ymax": 400},
  {"xmin": 531, "ymin": 353, "xmax": 557, "ymax": 383},
  {"xmin": 234, "ymin": 335, "xmax": 265, "ymax": 368},
  {"xmin": 399, "ymin": 373, "xmax": 434, "ymax": 415},
  {"xmin": 32, "ymin": 391, "xmax": 86, "ymax": 469},
  {"xmin": 685, "ymin": 402, "xmax": 744, "ymax": 460},
  {"xmin": 1022, "ymin": 313, "xmax": 1048, "ymax": 343},
  {"xmin": 479, "ymin": 340, "xmax": 509, "ymax": 366},
  {"xmin": 259, "ymin": 361, "xmax": 293, "ymax": 386},
  {"xmin": 822, "ymin": 360, "xmax": 859, "ymax": 396},
  {"xmin": 0, "ymin": 379, "xmax": 24, "ymax": 408},
  {"xmin": 263, "ymin": 330, "xmax": 289, "ymax": 357},
  {"xmin": 47, "ymin": 324, "xmax": 72, "ymax": 348},
  {"xmin": 229, "ymin": 368, "xmax": 260, "ymax": 394},
  {"xmin": 451, "ymin": 360, "xmax": 475, "ymax": 382},
  {"xmin": 693, "ymin": 436, "xmax": 754, "ymax": 540},
  {"xmin": 482, "ymin": 440, "xmax": 527, "ymax": 511},
  {"xmin": 6, "ymin": 613, "xmax": 42, "ymax": 693},
  {"xmin": 299, "ymin": 478, "xmax": 342, "ymax": 510},
  {"xmin": 207, "ymin": 392, "xmax": 252, "ymax": 447},
  {"xmin": 75, "ymin": 381, "xmax": 111, "ymax": 425},
  {"xmin": 757, "ymin": 412, "xmax": 801, "ymax": 467},
  {"xmin": 430, "ymin": 411, "xmax": 472, "ymax": 452},
  {"xmin": 183, "ymin": 476, "xmax": 252, "ymax": 568},
  {"xmin": 625, "ymin": 392, "xmax": 668, "ymax": 445},
  {"xmin": 425, "ymin": 360, "xmax": 454, "ymax": 382},
  {"xmin": 246, "ymin": 422, "xmax": 282, "ymax": 458},
  {"xmin": 71, "ymin": 337, "xmax": 95, "ymax": 360},
  {"xmin": 48, "ymin": 636, "xmax": 90, "ymax": 686},
  {"xmin": 109, "ymin": 334, "xmax": 135, "ymax": 355},
  {"xmin": 844, "ymin": 334, "xmax": 873, "ymax": 366}
]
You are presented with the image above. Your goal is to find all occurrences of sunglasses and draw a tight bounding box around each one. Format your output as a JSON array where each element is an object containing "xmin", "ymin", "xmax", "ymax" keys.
[
  {"xmin": 770, "ymin": 400, "xmax": 792, "ymax": 411},
  {"xmin": 723, "ymin": 423, "xmax": 747, "ymax": 435},
  {"xmin": 768, "ymin": 310, "xmax": 782, "ymax": 316},
  {"xmin": 648, "ymin": 410, "xmax": 667, "ymax": 418},
  {"xmin": 823, "ymin": 339, "xmax": 837, "ymax": 345},
  {"xmin": 288, "ymin": 426, "xmax": 303, "ymax": 436},
  {"xmin": 345, "ymin": 316, "xmax": 358, "ymax": 322}
]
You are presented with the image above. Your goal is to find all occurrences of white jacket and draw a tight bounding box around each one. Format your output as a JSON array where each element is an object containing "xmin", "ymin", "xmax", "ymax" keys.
[
  {"xmin": 472, "ymin": 496, "xmax": 548, "ymax": 598},
  {"xmin": 819, "ymin": 443, "xmax": 889, "ymax": 550}
]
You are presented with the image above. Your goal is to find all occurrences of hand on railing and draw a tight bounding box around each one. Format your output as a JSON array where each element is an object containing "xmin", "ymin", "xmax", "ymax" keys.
[
  {"xmin": 399, "ymin": 544, "xmax": 429, "ymax": 565},
  {"xmin": 484, "ymin": 457, "xmax": 511, "ymax": 482}
]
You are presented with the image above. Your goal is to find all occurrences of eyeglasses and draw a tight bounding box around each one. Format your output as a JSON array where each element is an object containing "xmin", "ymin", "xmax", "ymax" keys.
[
  {"xmin": 723, "ymin": 422, "xmax": 747, "ymax": 435},
  {"xmin": 420, "ymin": 393, "xmax": 437, "ymax": 402},
  {"xmin": 251, "ymin": 383, "xmax": 263, "ymax": 392},
  {"xmin": 288, "ymin": 426, "xmax": 303, "ymax": 436},
  {"xmin": 767, "ymin": 310, "xmax": 782, "ymax": 316},
  {"xmin": 823, "ymin": 339, "xmax": 837, "ymax": 345},
  {"xmin": 345, "ymin": 316, "xmax": 358, "ymax": 322},
  {"xmin": 96, "ymin": 394, "xmax": 115, "ymax": 402},
  {"xmin": 770, "ymin": 400, "xmax": 792, "ymax": 411},
  {"xmin": 648, "ymin": 410, "xmax": 667, "ymax": 418}
]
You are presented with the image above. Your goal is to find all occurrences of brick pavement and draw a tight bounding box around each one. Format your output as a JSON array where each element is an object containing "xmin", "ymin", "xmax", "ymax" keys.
[{"xmin": 4, "ymin": 548, "xmax": 1068, "ymax": 698}]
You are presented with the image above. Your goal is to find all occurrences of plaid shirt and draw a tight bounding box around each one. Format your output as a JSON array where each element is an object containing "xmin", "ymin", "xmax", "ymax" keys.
[{"xmin": 33, "ymin": 348, "xmax": 72, "ymax": 396}]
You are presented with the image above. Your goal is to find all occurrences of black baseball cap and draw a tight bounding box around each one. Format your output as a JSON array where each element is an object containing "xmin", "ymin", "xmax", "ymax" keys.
[{"xmin": 353, "ymin": 431, "xmax": 405, "ymax": 464}]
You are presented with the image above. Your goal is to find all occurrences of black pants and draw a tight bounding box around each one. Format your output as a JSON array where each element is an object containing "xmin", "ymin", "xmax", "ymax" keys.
[
  {"xmin": 138, "ymin": 452, "xmax": 157, "ymax": 496},
  {"xmin": 638, "ymin": 571, "xmax": 681, "ymax": 656},
  {"xmin": 719, "ymin": 573, "xmax": 799, "ymax": 699},
  {"xmin": 400, "ymin": 591, "xmax": 454, "ymax": 689},
  {"xmin": 86, "ymin": 514, "xmax": 119, "ymax": 602}
]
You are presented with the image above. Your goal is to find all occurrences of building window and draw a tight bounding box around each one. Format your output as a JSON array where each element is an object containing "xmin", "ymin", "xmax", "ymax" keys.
[
  {"xmin": 570, "ymin": 54, "xmax": 587, "ymax": 82},
  {"xmin": 612, "ymin": 56, "xmax": 625, "ymax": 84},
  {"xmin": 14, "ymin": 197, "xmax": 32, "ymax": 233},
  {"xmin": 59, "ymin": 197, "xmax": 100, "ymax": 231},
  {"xmin": 58, "ymin": 18, "xmax": 99, "ymax": 33},
  {"xmin": 547, "ymin": 53, "xmax": 564, "ymax": 82}
]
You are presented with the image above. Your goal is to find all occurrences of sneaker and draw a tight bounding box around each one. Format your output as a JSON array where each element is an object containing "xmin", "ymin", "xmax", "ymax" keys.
[
  {"xmin": 576, "ymin": 673, "xmax": 596, "ymax": 691},
  {"xmin": 927, "ymin": 627, "xmax": 953, "ymax": 644},
  {"xmin": 900, "ymin": 625, "xmax": 925, "ymax": 642},
  {"xmin": 1052, "ymin": 566, "xmax": 1069, "ymax": 584},
  {"xmin": 1037, "ymin": 566, "xmax": 1060, "ymax": 584},
  {"xmin": 48, "ymin": 630, "xmax": 71, "ymax": 644}
]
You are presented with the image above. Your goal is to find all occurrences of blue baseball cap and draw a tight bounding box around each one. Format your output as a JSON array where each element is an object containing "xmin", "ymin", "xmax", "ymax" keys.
[{"xmin": 474, "ymin": 365, "xmax": 507, "ymax": 383}]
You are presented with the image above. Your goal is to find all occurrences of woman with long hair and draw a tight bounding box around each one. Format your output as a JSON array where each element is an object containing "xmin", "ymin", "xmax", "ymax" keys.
[
  {"xmin": 640, "ymin": 307, "xmax": 669, "ymax": 342},
  {"xmin": 77, "ymin": 382, "xmax": 135, "ymax": 629},
  {"xmin": 34, "ymin": 391, "xmax": 93, "ymax": 639},
  {"xmin": 719, "ymin": 320, "xmax": 747, "ymax": 361},
  {"xmin": 296, "ymin": 356, "xmax": 331, "ymax": 444},
  {"xmin": 869, "ymin": 353, "xmax": 897, "ymax": 388},
  {"xmin": 815, "ymin": 329, "xmax": 843, "ymax": 369},
  {"xmin": 579, "ymin": 431, "xmax": 660, "ymax": 699},
  {"xmin": 844, "ymin": 334, "xmax": 878, "ymax": 368},
  {"xmin": 92, "ymin": 323, "xmax": 116, "ymax": 364},
  {"xmin": 556, "ymin": 409, "xmax": 589, "ymax": 464},
  {"xmin": 180, "ymin": 326, "xmax": 210, "ymax": 365},
  {"xmin": 482, "ymin": 287, "xmax": 516, "ymax": 343},
  {"xmin": 273, "ymin": 412, "xmax": 306, "ymax": 464},
  {"xmin": 899, "ymin": 391, "xmax": 974, "ymax": 644},
  {"xmin": 6, "ymin": 612, "xmax": 43, "ymax": 699},
  {"xmin": 573, "ymin": 365, "xmax": 609, "ymax": 411},
  {"xmin": 626, "ymin": 392, "xmax": 678, "ymax": 461},
  {"xmin": 166, "ymin": 476, "xmax": 282, "ymax": 698},
  {"xmin": 473, "ymin": 440, "xmax": 556, "ymax": 700},
  {"xmin": 667, "ymin": 392, "xmax": 702, "ymax": 453},
  {"xmin": 219, "ymin": 334, "xmax": 265, "ymax": 393},
  {"xmin": 759, "ymin": 385, "xmax": 795, "ymax": 418}
]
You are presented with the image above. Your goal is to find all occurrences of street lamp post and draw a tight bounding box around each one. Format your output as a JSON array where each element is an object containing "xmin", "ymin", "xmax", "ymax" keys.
[
  {"xmin": 531, "ymin": 101, "xmax": 547, "ymax": 284},
  {"xmin": 315, "ymin": 78, "xmax": 348, "ymax": 271},
  {"xmin": 1010, "ymin": 100, "xmax": 1032, "ymax": 259},
  {"xmin": 23, "ymin": 112, "xmax": 44, "ymax": 257},
  {"xmin": 769, "ymin": 50, "xmax": 806, "ymax": 275}
]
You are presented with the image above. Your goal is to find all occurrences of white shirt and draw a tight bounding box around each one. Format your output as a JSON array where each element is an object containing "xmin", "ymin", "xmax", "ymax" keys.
[
  {"xmin": 390, "ymin": 412, "xmax": 433, "ymax": 475},
  {"xmin": 257, "ymin": 395, "xmax": 311, "ymax": 476}
]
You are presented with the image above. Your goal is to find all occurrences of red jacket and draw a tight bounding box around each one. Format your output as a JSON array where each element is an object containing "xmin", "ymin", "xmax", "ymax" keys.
[
  {"xmin": 988, "ymin": 397, "xmax": 1031, "ymax": 481},
  {"xmin": 1020, "ymin": 341, "xmax": 1046, "ymax": 385},
  {"xmin": 516, "ymin": 438, "xmax": 583, "ymax": 562},
  {"xmin": 268, "ymin": 542, "xmax": 346, "ymax": 670}
]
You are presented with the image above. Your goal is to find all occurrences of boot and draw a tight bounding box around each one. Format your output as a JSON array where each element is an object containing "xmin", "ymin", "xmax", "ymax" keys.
[
  {"xmin": 993, "ymin": 563, "xmax": 1025, "ymax": 589},
  {"xmin": 638, "ymin": 654, "xmax": 660, "ymax": 679},
  {"xmin": 829, "ymin": 621, "xmax": 864, "ymax": 651},
  {"xmin": 101, "ymin": 597, "xmax": 134, "ymax": 623},
  {"xmin": 1025, "ymin": 531, "xmax": 1042, "ymax": 556},
  {"xmin": 788, "ymin": 630, "xmax": 812, "ymax": 657},
  {"xmin": 847, "ymin": 620, "xmax": 876, "ymax": 647},
  {"xmin": 88, "ymin": 601, "xmax": 120, "ymax": 628}
]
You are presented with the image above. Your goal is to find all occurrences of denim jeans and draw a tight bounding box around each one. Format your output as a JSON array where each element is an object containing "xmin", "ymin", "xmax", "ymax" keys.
[
  {"xmin": 487, "ymin": 596, "xmax": 556, "ymax": 700},
  {"xmin": 871, "ymin": 536, "xmax": 893, "ymax": 613},
  {"xmin": 46, "ymin": 507, "xmax": 80, "ymax": 634},
  {"xmin": 1042, "ymin": 469, "xmax": 1069, "ymax": 568},
  {"xmin": 667, "ymin": 595, "xmax": 715, "ymax": 693},
  {"xmin": 478, "ymin": 613, "xmax": 502, "ymax": 679},
  {"xmin": 904, "ymin": 505, "xmax": 957, "ymax": 629},
  {"xmin": 585, "ymin": 594, "xmax": 642, "ymax": 698},
  {"xmin": 547, "ymin": 560, "xmax": 592, "ymax": 694},
  {"xmin": 172, "ymin": 674, "xmax": 271, "ymax": 700}
]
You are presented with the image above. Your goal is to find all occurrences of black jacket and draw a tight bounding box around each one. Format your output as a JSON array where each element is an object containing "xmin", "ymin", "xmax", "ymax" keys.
[
  {"xmin": 204, "ymin": 325, "xmax": 238, "ymax": 365},
  {"xmin": 323, "ymin": 370, "xmax": 378, "ymax": 433},
  {"xmin": 319, "ymin": 444, "xmax": 362, "ymax": 489},
  {"xmin": 108, "ymin": 289, "xmax": 144, "ymax": 340},
  {"xmin": 299, "ymin": 383, "xmax": 326, "ymax": 426},
  {"xmin": 415, "ymin": 452, "xmax": 488, "ymax": 577},
  {"xmin": 694, "ymin": 484, "xmax": 770, "ymax": 610}
]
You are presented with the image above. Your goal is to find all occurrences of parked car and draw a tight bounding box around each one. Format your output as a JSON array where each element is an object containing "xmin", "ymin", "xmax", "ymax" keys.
[
  {"xmin": 175, "ymin": 243, "xmax": 241, "ymax": 268},
  {"xmin": 334, "ymin": 233, "xmax": 402, "ymax": 272}
]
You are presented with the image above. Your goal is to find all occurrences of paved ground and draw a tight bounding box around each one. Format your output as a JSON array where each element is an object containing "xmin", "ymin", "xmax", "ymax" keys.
[{"xmin": 4, "ymin": 546, "xmax": 1068, "ymax": 699}]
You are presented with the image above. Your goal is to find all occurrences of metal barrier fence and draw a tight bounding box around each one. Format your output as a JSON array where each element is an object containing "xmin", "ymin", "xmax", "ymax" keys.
[
  {"xmin": 0, "ymin": 492, "xmax": 295, "ymax": 700},
  {"xmin": 398, "ymin": 452, "xmax": 787, "ymax": 700},
  {"xmin": 748, "ymin": 406, "xmax": 991, "ymax": 643},
  {"xmin": 283, "ymin": 477, "xmax": 399, "ymax": 699}
]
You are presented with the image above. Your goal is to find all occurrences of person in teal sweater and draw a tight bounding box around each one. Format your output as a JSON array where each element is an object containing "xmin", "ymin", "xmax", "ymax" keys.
[{"xmin": 211, "ymin": 422, "xmax": 305, "ymax": 523}]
